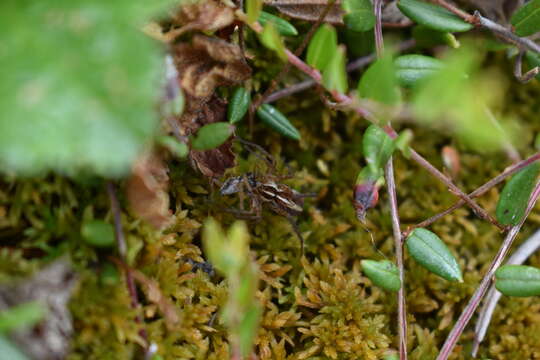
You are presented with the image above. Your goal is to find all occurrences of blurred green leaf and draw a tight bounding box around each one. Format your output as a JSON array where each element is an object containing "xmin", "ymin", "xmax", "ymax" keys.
[
  {"xmin": 358, "ymin": 53, "xmax": 400, "ymax": 105},
  {"xmin": 259, "ymin": 22, "xmax": 287, "ymax": 60},
  {"xmin": 81, "ymin": 220, "xmax": 115, "ymax": 248},
  {"xmin": 0, "ymin": 302, "xmax": 46, "ymax": 333},
  {"xmin": 0, "ymin": 336, "xmax": 29, "ymax": 360},
  {"xmin": 398, "ymin": 0, "xmax": 473, "ymax": 32},
  {"xmin": 342, "ymin": 0, "xmax": 375, "ymax": 32},
  {"xmin": 511, "ymin": 0, "xmax": 540, "ymax": 37},
  {"xmin": 496, "ymin": 163, "xmax": 540, "ymax": 225},
  {"xmin": 361, "ymin": 260, "xmax": 401, "ymax": 292},
  {"xmin": 322, "ymin": 45, "xmax": 348, "ymax": 94},
  {"xmin": 411, "ymin": 47, "xmax": 512, "ymax": 151},
  {"xmin": 100, "ymin": 262, "xmax": 120, "ymax": 286},
  {"xmin": 495, "ymin": 265, "xmax": 540, "ymax": 297},
  {"xmin": 412, "ymin": 25, "xmax": 460, "ymax": 48},
  {"xmin": 256, "ymin": 104, "xmax": 301, "ymax": 140},
  {"xmin": 306, "ymin": 24, "xmax": 338, "ymax": 71},
  {"xmin": 247, "ymin": 0, "xmax": 263, "ymax": 24},
  {"xmin": 190, "ymin": 123, "xmax": 235, "ymax": 151},
  {"xmin": 406, "ymin": 228, "xmax": 463, "ymax": 282},
  {"xmin": 363, "ymin": 125, "xmax": 395, "ymax": 172},
  {"xmin": 395, "ymin": 54, "xmax": 444, "ymax": 87},
  {"xmin": 228, "ymin": 87, "xmax": 251, "ymax": 124},
  {"xmin": 157, "ymin": 136, "xmax": 189, "ymax": 158},
  {"xmin": 258, "ymin": 11, "xmax": 298, "ymax": 36},
  {"xmin": 395, "ymin": 129, "xmax": 413, "ymax": 158},
  {"xmin": 0, "ymin": 1, "xmax": 173, "ymax": 177},
  {"xmin": 203, "ymin": 218, "xmax": 248, "ymax": 275}
]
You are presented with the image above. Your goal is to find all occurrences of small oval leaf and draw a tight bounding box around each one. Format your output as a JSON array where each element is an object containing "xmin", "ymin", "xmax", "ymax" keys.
[
  {"xmin": 342, "ymin": 0, "xmax": 375, "ymax": 32},
  {"xmin": 395, "ymin": 54, "xmax": 444, "ymax": 87},
  {"xmin": 495, "ymin": 265, "xmax": 540, "ymax": 297},
  {"xmin": 191, "ymin": 123, "xmax": 235, "ymax": 151},
  {"xmin": 525, "ymin": 51, "xmax": 540, "ymax": 81},
  {"xmin": 363, "ymin": 125, "xmax": 395, "ymax": 171},
  {"xmin": 398, "ymin": 0, "xmax": 473, "ymax": 33},
  {"xmin": 322, "ymin": 45, "xmax": 348, "ymax": 93},
  {"xmin": 511, "ymin": 0, "xmax": 540, "ymax": 37},
  {"xmin": 81, "ymin": 220, "xmax": 116, "ymax": 248},
  {"xmin": 496, "ymin": 162, "xmax": 540, "ymax": 225},
  {"xmin": 256, "ymin": 104, "xmax": 301, "ymax": 140},
  {"xmin": 358, "ymin": 53, "xmax": 401, "ymax": 105},
  {"xmin": 361, "ymin": 259, "xmax": 401, "ymax": 292},
  {"xmin": 228, "ymin": 87, "xmax": 251, "ymax": 124},
  {"xmin": 406, "ymin": 228, "xmax": 463, "ymax": 282},
  {"xmin": 258, "ymin": 11, "xmax": 298, "ymax": 36},
  {"xmin": 157, "ymin": 136, "xmax": 188, "ymax": 158},
  {"xmin": 306, "ymin": 24, "xmax": 338, "ymax": 71}
]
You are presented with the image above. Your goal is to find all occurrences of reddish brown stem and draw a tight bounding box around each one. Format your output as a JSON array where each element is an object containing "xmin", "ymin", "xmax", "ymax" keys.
[{"xmin": 405, "ymin": 152, "xmax": 540, "ymax": 236}]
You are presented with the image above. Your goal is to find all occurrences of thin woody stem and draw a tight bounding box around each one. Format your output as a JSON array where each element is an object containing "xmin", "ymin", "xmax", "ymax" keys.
[
  {"xmin": 385, "ymin": 158, "xmax": 408, "ymax": 360},
  {"xmin": 406, "ymin": 152, "xmax": 540, "ymax": 236},
  {"xmin": 106, "ymin": 182, "xmax": 148, "ymax": 343},
  {"xmin": 429, "ymin": 0, "xmax": 540, "ymax": 54},
  {"xmin": 437, "ymin": 180, "xmax": 540, "ymax": 360}
]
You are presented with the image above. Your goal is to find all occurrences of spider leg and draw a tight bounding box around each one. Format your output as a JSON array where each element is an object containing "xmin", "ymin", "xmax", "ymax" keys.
[{"xmin": 287, "ymin": 217, "xmax": 304, "ymax": 256}]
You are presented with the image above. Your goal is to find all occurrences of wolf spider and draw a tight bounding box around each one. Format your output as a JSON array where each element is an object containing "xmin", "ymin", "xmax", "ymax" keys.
[{"xmin": 219, "ymin": 138, "xmax": 314, "ymax": 253}]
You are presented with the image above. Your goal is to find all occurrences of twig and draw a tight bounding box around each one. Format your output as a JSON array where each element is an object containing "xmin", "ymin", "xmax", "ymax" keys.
[
  {"xmin": 472, "ymin": 228, "xmax": 540, "ymax": 357},
  {"xmin": 106, "ymin": 182, "xmax": 147, "ymax": 342},
  {"xmin": 385, "ymin": 158, "xmax": 408, "ymax": 360},
  {"xmin": 429, "ymin": 0, "xmax": 540, "ymax": 54},
  {"xmin": 264, "ymin": 39, "xmax": 416, "ymax": 104},
  {"xmin": 406, "ymin": 152, "xmax": 540, "ymax": 236},
  {"xmin": 514, "ymin": 51, "xmax": 540, "ymax": 84},
  {"xmin": 374, "ymin": 0, "xmax": 384, "ymax": 57},
  {"xmin": 437, "ymin": 180, "xmax": 540, "ymax": 360}
]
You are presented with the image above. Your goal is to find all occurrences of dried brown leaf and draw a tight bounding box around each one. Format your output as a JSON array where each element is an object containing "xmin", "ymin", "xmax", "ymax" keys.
[{"xmin": 127, "ymin": 152, "xmax": 174, "ymax": 230}]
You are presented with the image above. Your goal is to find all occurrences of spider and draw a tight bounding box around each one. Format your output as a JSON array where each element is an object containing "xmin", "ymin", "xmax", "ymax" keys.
[{"xmin": 219, "ymin": 139, "xmax": 314, "ymax": 253}]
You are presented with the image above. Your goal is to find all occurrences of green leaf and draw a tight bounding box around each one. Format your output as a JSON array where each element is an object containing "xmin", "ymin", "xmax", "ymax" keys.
[
  {"xmin": 256, "ymin": 104, "xmax": 301, "ymax": 140},
  {"xmin": 511, "ymin": 0, "xmax": 540, "ymax": 37},
  {"xmin": 258, "ymin": 11, "xmax": 298, "ymax": 36},
  {"xmin": 81, "ymin": 220, "xmax": 116, "ymax": 248},
  {"xmin": 361, "ymin": 260, "xmax": 401, "ymax": 292},
  {"xmin": 306, "ymin": 24, "xmax": 338, "ymax": 71},
  {"xmin": 0, "ymin": 336, "xmax": 29, "ymax": 360},
  {"xmin": 246, "ymin": 0, "xmax": 263, "ymax": 24},
  {"xmin": 203, "ymin": 218, "xmax": 247, "ymax": 275},
  {"xmin": 495, "ymin": 265, "xmax": 540, "ymax": 297},
  {"xmin": 358, "ymin": 53, "xmax": 400, "ymax": 105},
  {"xmin": 398, "ymin": 0, "xmax": 473, "ymax": 32},
  {"xmin": 0, "ymin": 302, "xmax": 46, "ymax": 333},
  {"xmin": 322, "ymin": 45, "xmax": 348, "ymax": 94},
  {"xmin": 100, "ymin": 262, "xmax": 120, "ymax": 286},
  {"xmin": 259, "ymin": 22, "xmax": 287, "ymax": 60},
  {"xmin": 496, "ymin": 162, "xmax": 540, "ymax": 225},
  {"xmin": 362, "ymin": 125, "xmax": 395, "ymax": 172},
  {"xmin": 395, "ymin": 129, "xmax": 413, "ymax": 158},
  {"xmin": 342, "ymin": 0, "xmax": 375, "ymax": 32},
  {"xmin": 395, "ymin": 54, "xmax": 444, "ymax": 87},
  {"xmin": 0, "ymin": 1, "xmax": 171, "ymax": 177},
  {"xmin": 190, "ymin": 123, "xmax": 235, "ymax": 151},
  {"xmin": 412, "ymin": 25, "xmax": 460, "ymax": 49},
  {"xmin": 406, "ymin": 228, "xmax": 463, "ymax": 282},
  {"xmin": 228, "ymin": 87, "xmax": 251, "ymax": 124},
  {"xmin": 157, "ymin": 135, "xmax": 189, "ymax": 158},
  {"xmin": 525, "ymin": 51, "xmax": 540, "ymax": 81}
]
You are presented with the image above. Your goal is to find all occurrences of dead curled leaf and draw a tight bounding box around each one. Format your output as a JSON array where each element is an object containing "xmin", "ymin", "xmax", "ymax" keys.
[
  {"xmin": 170, "ymin": 35, "xmax": 251, "ymax": 177},
  {"xmin": 127, "ymin": 152, "xmax": 174, "ymax": 230}
]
